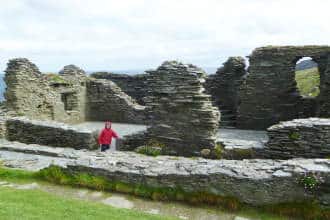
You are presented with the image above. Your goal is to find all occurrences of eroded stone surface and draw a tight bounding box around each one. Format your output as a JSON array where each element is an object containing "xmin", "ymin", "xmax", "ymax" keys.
[{"xmin": 0, "ymin": 139, "xmax": 329, "ymax": 206}]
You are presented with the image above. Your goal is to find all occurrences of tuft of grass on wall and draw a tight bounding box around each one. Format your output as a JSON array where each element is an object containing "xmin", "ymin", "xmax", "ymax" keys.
[{"xmin": 135, "ymin": 139, "xmax": 165, "ymax": 156}]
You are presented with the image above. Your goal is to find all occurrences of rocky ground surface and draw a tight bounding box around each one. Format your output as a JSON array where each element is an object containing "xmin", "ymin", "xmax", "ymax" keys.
[
  {"xmin": 0, "ymin": 138, "xmax": 329, "ymax": 206},
  {"xmin": 73, "ymin": 122, "xmax": 267, "ymax": 151},
  {"xmin": 217, "ymin": 129, "xmax": 268, "ymax": 149}
]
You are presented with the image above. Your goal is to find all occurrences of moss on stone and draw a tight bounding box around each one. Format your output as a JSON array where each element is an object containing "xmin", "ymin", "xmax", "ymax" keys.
[
  {"xmin": 135, "ymin": 139, "xmax": 165, "ymax": 156},
  {"xmin": 135, "ymin": 145, "xmax": 163, "ymax": 156},
  {"xmin": 213, "ymin": 143, "xmax": 224, "ymax": 159},
  {"xmin": 115, "ymin": 182, "xmax": 135, "ymax": 194},
  {"xmin": 45, "ymin": 73, "xmax": 68, "ymax": 84},
  {"xmin": 288, "ymin": 132, "xmax": 300, "ymax": 140},
  {"xmin": 227, "ymin": 148, "xmax": 255, "ymax": 160}
]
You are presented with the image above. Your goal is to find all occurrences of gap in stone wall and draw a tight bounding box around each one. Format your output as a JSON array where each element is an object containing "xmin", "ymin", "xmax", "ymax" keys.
[
  {"xmin": 294, "ymin": 57, "xmax": 320, "ymax": 98},
  {"xmin": 61, "ymin": 92, "xmax": 78, "ymax": 111}
]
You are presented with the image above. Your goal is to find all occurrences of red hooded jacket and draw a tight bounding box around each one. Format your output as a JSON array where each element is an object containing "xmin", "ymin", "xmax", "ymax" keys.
[{"xmin": 98, "ymin": 121, "xmax": 119, "ymax": 145}]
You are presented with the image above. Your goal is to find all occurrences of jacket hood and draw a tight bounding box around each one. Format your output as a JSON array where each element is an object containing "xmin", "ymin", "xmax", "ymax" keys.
[{"xmin": 104, "ymin": 121, "xmax": 112, "ymax": 129}]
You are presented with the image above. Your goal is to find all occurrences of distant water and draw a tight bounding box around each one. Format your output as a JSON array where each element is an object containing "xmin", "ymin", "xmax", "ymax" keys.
[{"xmin": 0, "ymin": 73, "xmax": 5, "ymax": 101}]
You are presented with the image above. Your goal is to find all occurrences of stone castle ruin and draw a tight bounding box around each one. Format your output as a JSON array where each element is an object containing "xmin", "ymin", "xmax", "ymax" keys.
[
  {"xmin": 0, "ymin": 46, "xmax": 330, "ymax": 212},
  {"xmin": 4, "ymin": 58, "xmax": 146, "ymax": 125},
  {"xmin": 237, "ymin": 46, "xmax": 330, "ymax": 129}
]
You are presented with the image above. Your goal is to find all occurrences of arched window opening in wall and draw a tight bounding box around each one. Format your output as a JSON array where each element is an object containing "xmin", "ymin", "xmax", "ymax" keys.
[{"xmin": 295, "ymin": 57, "xmax": 320, "ymax": 97}]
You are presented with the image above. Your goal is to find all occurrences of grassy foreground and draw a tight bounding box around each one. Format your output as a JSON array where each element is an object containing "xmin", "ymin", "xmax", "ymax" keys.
[
  {"xmin": 0, "ymin": 187, "xmax": 175, "ymax": 220},
  {"xmin": 0, "ymin": 166, "xmax": 330, "ymax": 220},
  {"xmin": 0, "ymin": 164, "xmax": 175, "ymax": 220},
  {"xmin": 295, "ymin": 67, "xmax": 320, "ymax": 97}
]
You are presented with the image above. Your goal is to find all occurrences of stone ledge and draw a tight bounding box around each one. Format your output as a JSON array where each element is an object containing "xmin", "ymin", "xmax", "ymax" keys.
[{"xmin": 0, "ymin": 139, "xmax": 329, "ymax": 206}]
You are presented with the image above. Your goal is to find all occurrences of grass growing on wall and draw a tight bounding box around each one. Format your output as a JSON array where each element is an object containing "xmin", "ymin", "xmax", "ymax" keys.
[{"xmin": 295, "ymin": 67, "xmax": 320, "ymax": 97}]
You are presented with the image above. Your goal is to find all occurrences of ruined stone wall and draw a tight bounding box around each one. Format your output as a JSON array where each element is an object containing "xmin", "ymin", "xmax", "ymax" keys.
[
  {"xmin": 4, "ymin": 59, "xmax": 88, "ymax": 123},
  {"xmin": 237, "ymin": 46, "xmax": 330, "ymax": 130},
  {"xmin": 4, "ymin": 58, "xmax": 58, "ymax": 120},
  {"xmin": 86, "ymin": 79, "xmax": 146, "ymax": 124},
  {"xmin": 145, "ymin": 61, "xmax": 220, "ymax": 156},
  {"xmin": 6, "ymin": 117, "xmax": 97, "ymax": 149},
  {"xmin": 262, "ymin": 118, "xmax": 330, "ymax": 159},
  {"xmin": 47, "ymin": 65, "xmax": 88, "ymax": 123},
  {"xmin": 91, "ymin": 72, "xmax": 149, "ymax": 105},
  {"xmin": 205, "ymin": 57, "xmax": 246, "ymax": 127},
  {"xmin": 319, "ymin": 55, "xmax": 330, "ymax": 117}
]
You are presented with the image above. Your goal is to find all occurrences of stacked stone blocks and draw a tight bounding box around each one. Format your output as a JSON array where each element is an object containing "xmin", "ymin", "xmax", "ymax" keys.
[{"xmin": 145, "ymin": 61, "xmax": 220, "ymax": 156}]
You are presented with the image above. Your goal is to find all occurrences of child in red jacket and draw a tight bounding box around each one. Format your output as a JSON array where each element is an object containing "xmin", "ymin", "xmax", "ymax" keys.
[{"xmin": 98, "ymin": 121, "xmax": 119, "ymax": 152}]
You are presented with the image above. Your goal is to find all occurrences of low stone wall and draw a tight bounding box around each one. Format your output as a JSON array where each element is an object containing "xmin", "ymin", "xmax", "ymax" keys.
[
  {"xmin": 86, "ymin": 79, "xmax": 147, "ymax": 124},
  {"xmin": 0, "ymin": 141, "xmax": 329, "ymax": 207},
  {"xmin": 91, "ymin": 72, "xmax": 149, "ymax": 105},
  {"xmin": 263, "ymin": 118, "xmax": 330, "ymax": 159},
  {"xmin": 5, "ymin": 117, "xmax": 98, "ymax": 150},
  {"xmin": 116, "ymin": 131, "xmax": 149, "ymax": 151}
]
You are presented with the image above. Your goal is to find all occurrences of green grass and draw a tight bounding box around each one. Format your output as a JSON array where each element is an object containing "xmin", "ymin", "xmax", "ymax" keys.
[
  {"xmin": 1, "ymin": 166, "xmax": 330, "ymax": 220},
  {"xmin": 0, "ymin": 187, "xmax": 175, "ymax": 220},
  {"xmin": 295, "ymin": 67, "xmax": 320, "ymax": 97},
  {"xmin": 0, "ymin": 165, "xmax": 36, "ymax": 183},
  {"xmin": 45, "ymin": 73, "xmax": 69, "ymax": 84}
]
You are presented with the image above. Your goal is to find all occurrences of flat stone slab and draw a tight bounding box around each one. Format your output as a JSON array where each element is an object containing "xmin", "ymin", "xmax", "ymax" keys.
[
  {"xmin": 0, "ymin": 139, "xmax": 329, "ymax": 206},
  {"xmin": 268, "ymin": 117, "xmax": 330, "ymax": 130}
]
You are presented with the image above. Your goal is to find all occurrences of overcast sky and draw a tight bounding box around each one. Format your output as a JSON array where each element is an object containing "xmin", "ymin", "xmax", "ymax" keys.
[{"xmin": 0, "ymin": 0, "xmax": 329, "ymax": 72}]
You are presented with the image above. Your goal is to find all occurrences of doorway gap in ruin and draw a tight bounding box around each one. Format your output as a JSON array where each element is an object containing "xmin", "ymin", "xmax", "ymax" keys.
[{"xmin": 294, "ymin": 57, "xmax": 320, "ymax": 98}]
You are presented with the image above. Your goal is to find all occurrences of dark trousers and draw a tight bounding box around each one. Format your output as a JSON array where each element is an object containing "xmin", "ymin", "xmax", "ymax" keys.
[{"xmin": 101, "ymin": 144, "xmax": 110, "ymax": 152}]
